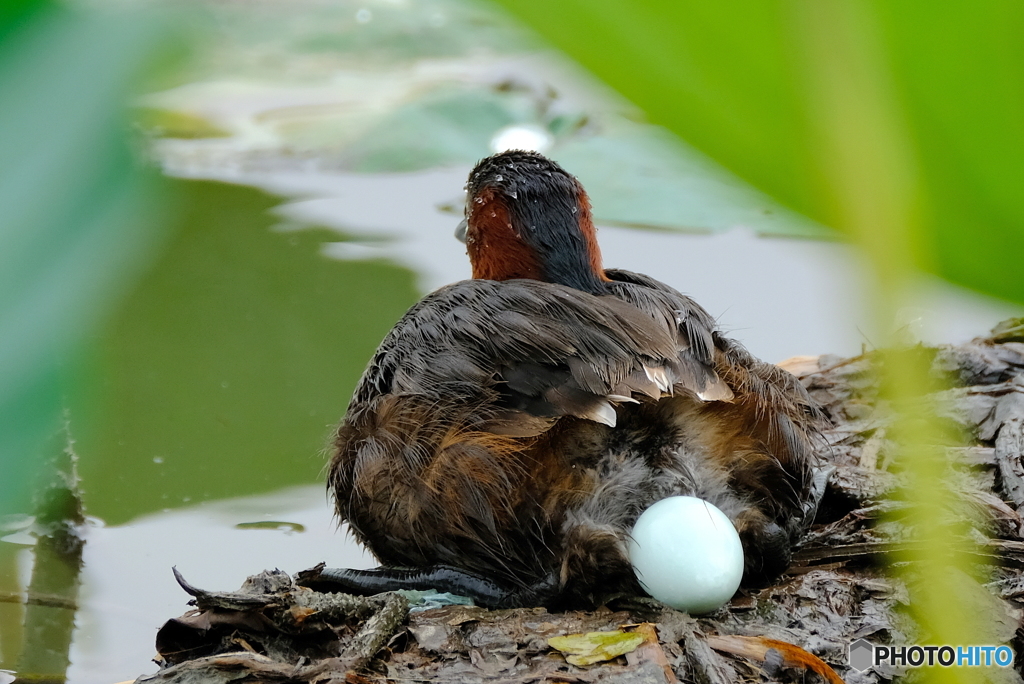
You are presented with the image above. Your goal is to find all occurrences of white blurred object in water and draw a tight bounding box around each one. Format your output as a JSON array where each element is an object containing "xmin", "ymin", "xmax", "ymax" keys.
[{"xmin": 490, "ymin": 124, "xmax": 553, "ymax": 154}]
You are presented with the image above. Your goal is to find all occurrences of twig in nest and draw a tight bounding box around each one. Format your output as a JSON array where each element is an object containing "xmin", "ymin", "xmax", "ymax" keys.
[
  {"xmin": 340, "ymin": 592, "xmax": 409, "ymax": 670},
  {"xmin": 625, "ymin": 623, "xmax": 677, "ymax": 683},
  {"xmin": 792, "ymin": 538, "xmax": 1024, "ymax": 568}
]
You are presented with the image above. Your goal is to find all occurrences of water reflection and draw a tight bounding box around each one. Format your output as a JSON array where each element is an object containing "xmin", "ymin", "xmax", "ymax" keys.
[{"xmin": 2, "ymin": 431, "xmax": 84, "ymax": 684}]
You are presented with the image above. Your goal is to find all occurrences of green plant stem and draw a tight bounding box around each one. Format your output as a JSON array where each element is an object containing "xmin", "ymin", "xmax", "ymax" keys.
[{"xmin": 795, "ymin": 2, "xmax": 980, "ymax": 681}]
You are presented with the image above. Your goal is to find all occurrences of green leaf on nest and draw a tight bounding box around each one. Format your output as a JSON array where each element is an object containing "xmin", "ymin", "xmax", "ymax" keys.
[{"xmin": 548, "ymin": 630, "xmax": 645, "ymax": 666}]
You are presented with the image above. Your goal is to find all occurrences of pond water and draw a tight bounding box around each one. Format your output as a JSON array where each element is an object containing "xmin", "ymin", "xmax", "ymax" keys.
[{"xmin": 2, "ymin": 0, "xmax": 1022, "ymax": 682}]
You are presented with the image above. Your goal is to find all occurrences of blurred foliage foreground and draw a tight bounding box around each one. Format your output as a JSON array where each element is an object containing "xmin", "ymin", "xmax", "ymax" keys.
[
  {"xmin": 0, "ymin": 2, "xmax": 428, "ymax": 523},
  {"xmin": 0, "ymin": 2, "xmax": 420, "ymax": 678},
  {"xmin": 0, "ymin": 0, "xmax": 168, "ymax": 520},
  {"xmin": 3, "ymin": 0, "xmax": 1024, "ymax": 682}
]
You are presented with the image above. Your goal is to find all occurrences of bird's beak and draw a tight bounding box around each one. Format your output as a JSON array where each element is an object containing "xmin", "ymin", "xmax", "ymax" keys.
[{"xmin": 455, "ymin": 218, "xmax": 468, "ymax": 244}]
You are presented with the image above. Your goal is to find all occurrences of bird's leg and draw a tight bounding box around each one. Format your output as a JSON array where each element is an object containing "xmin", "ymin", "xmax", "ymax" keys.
[
  {"xmin": 295, "ymin": 564, "xmax": 557, "ymax": 609},
  {"xmin": 733, "ymin": 510, "xmax": 793, "ymax": 586}
]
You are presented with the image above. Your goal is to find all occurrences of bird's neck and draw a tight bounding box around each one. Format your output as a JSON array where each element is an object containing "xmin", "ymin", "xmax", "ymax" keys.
[{"xmin": 468, "ymin": 188, "xmax": 609, "ymax": 294}]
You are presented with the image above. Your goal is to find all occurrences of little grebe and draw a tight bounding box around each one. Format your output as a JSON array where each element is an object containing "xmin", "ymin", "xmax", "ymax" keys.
[{"xmin": 321, "ymin": 151, "xmax": 825, "ymax": 608}]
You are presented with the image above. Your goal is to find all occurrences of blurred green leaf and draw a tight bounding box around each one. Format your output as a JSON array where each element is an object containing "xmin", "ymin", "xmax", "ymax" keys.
[
  {"xmin": 490, "ymin": 0, "xmax": 1024, "ymax": 304},
  {"xmin": 134, "ymin": 106, "xmax": 231, "ymax": 139},
  {"xmin": 0, "ymin": 5, "xmax": 173, "ymax": 516},
  {"xmin": 339, "ymin": 87, "xmax": 527, "ymax": 171},
  {"xmin": 558, "ymin": 120, "xmax": 829, "ymax": 238},
  {"xmin": 0, "ymin": 0, "xmax": 46, "ymax": 43}
]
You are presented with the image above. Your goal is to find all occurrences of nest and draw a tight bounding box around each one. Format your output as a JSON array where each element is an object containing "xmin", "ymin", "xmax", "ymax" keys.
[{"xmin": 140, "ymin": 320, "xmax": 1024, "ymax": 684}]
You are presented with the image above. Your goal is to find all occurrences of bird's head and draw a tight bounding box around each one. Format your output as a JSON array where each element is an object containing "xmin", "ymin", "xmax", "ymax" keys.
[{"xmin": 457, "ymin": 150, "xmax": 608, "ymax": 294}]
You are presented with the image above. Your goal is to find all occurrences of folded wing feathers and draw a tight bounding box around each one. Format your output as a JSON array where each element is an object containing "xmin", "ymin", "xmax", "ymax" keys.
[
  {"xmin": 697, "ymin": 374, "xmax": 735, "ymax": 402},
  {"xmin": 643, "ymin": 364, "xmax": 672, "ymax": 393},
  {"xmin": 617, "ymin": 371, "xmax": 662, "ymax": 400},
  {"xmin": 358, "ymin": 279, "xmax": 736, "ymax": 431},
  {"xmin": 494, "ymin": 281, "xmax": 735, "ymax": 422},
  {"xmin": 584, "ymin": 400, "xmax": 618, "ymax": 428}
]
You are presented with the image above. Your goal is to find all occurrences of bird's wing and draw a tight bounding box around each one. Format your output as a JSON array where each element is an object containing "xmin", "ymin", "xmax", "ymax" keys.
[
  {"xmin": 350, "ymin": 278, "xmax": 700, "ymax": 430},
  {"xmin": 605, "ymin": 269, "xmax": 827, "ymax": 518},
  {"xmin": 604, "ymin": 269, "xmax": 734, "ymax": 401},
  {"xmin": 604, "ymin": 268, "xmax": 824, "ymax": 418}
]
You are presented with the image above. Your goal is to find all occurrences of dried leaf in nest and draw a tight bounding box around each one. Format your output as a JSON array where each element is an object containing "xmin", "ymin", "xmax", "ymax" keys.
[
  {"xmin": 991, "ymin": 318, "xmax": 1024, "ymax": 343},
  {"xmin": 706, "ymin": 634, "xmax": 846, "ymax": 684},
  {"xmin": 548, "ymin": 629, "xmax": 646, "ymax": 666},
  {"xmin": 625, "ymin": 623, "xmax": 677, "ymax": 683},
  {"xmin": 776, "ymin": 355, "xmax": 823, "ymax": 377}
]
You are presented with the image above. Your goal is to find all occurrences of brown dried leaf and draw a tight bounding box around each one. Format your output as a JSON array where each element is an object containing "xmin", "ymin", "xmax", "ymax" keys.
[{"xmin": 706, "ymin": 634, "xmax": 846, "ymax": 684}]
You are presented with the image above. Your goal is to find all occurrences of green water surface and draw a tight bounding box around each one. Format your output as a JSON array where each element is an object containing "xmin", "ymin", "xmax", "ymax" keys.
[{"xmin": 0, "ymin": 177, "xmax": 419, "ymax": 678}]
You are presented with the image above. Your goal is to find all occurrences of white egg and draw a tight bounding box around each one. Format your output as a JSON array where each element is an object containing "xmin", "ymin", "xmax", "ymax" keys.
[{"xmin": 627, "ymin": 496, "xmax": 744, "ymax": 614}]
